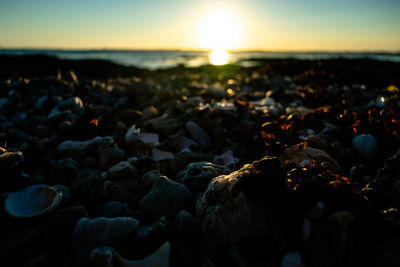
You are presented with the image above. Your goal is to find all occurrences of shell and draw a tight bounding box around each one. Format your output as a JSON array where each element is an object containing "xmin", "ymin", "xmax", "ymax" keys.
[
  {"xmin": 4, "ymin": 184, "xmax": 62, "ymax": 219},
  {"xmin": 90, "ymin": 242, "xmax": 170, "ymax": 267}
]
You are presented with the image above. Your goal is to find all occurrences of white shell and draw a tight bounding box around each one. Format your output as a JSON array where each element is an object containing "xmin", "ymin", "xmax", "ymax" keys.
[
  {"xmin": 4, "ymin": 184, "xmax": 62, "ymax": 219},
  {"xmin": 90, "ymin": 242, "xmax": 170, "ymax": 267}
]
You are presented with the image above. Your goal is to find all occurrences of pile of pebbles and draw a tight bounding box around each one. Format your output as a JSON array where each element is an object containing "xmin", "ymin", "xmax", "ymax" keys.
[{"xmin": 0, "ymin": 59, "xmax": 399, "ymax": 267}]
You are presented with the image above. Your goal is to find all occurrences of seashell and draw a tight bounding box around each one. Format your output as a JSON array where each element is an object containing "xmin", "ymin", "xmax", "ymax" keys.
[
  {"xmin": 90, "ymin": 242, "xmax": 170, "ymax": 267},
  {"xmin": 4, "ymin": 184, "xmax": 62, "ymax": 219}
]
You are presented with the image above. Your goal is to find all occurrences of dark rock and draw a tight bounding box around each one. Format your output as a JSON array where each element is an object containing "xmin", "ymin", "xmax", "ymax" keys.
[
  {"xmin": 139, "ymin": 176, "xmax": 192, "ymax": 218},
  {"xmin": 176, "ymin": 161, "xmax": 231, "ymax": 195}
]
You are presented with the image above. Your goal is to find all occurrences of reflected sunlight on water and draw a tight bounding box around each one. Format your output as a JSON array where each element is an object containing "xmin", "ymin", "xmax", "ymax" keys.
[{"xmin": 210, "ymin": 49, "xmax": 230, "ymax": 65}]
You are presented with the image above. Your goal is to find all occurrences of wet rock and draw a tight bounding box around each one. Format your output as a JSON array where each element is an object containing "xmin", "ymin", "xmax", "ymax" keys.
[
  {"xmin": 351, "ymin": 134, "xmax": 378, "ymax": 162},
  {"xmin": 176, "ymin": 162, "xmax": 231, "ymax": 195},
  {"xmin": 108, "ymin": 161, "xmax": 138, "ymax": 182},
  {"xmin": 69, "ymin": 217, "xmax": 140, "ymax": 266},
  {"xmin": 139, "ymin": 176, "xmax": 192, "ymax": 218},
  {"xmin": 185, "ymin": 121, "xmax": 212, "ymax": 149},
  {"xmin": 56, "ymin": 96, "xmax": 84, "ymax": 114},
  {"xmin": 141, "ymin": 169, "xmax": 165, "ymax": 189}
]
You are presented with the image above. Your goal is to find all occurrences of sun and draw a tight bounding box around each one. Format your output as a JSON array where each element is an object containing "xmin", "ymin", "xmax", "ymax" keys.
[
  {"xmin": 210, "ymin": 49, "xmax": 230, "ymax": 65},
  {"xmin": 197, "ymin": 9, "xmax": 242, "ymax": 50}
]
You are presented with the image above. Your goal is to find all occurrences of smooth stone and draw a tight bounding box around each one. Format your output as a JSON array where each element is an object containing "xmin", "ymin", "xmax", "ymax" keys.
[
  {"xmin": 90, "ymin": 242, "xmax": 170, "ymax": 267},
  {"xmin": 108, "ymin": 181, "xmax": 146, "ymax": 207},
  {"xmin": 176, "ymin": 162, "xmax": 231, "ymax": 194},
  {"xmin": 351, "ymin": 134, "xmax": 378, "ymax": 162},
  {"xmin": 125, "ymin": 125, "xmax": 160, "ymax": 148},
  {"xmin": 139, "ymin": 176, "xmax": 192, "ymax": 218},
  {"xmin": 4, "ymin": 184, "xmax": 63, "ymax": 219},
  {"xmin": 57, "ymin": 136, "xmax": 103, "ymax": 159},
  {"xmin": 70, "ymin": 217, "xmax": 140, "ymax": 266},
  {"xmin": 141, "ymin": 169, "xmax": 165, "ymax": 189},
  {"xmin": 145, "ymin": 114, "xmax": 183, "ymax": 136},
  {"xmin": 174, "ymin": 210, "xmax": 198, "ymax": 238},
  {"xmin": 108, "ymin": 161, "xmax": 138, "ymax": 181},
  {"xmin": 57, "ymin": 96, "xmax": 83, "ymax": 114},
  {"xmin": 100, "ymin": 201, "xmax": 134, "ymax": 218},
  {"xmin": 305, "ymin": 134, "xmax": 330, "ymax": 152},
  {"xmin": 185, "ymin": 121, "xmax": 212, "ymax": 149},
  {"xmin": 56, "ymin": 157, "xmax": 78, "ymax": 182},
  {"xmin": 213, "ymin": 150, "xmax": 239, "ymax": 169},
  {"xmin": 97, "ymin": 137, "xmax": 125, "ymax": 170},
  {"xmin": 142, "ymin": 105, "xmax": 159, "ymax": 121},
  {"xmin": 152, "ymin": 148, "xmax": 174, "ymax": 162},
  {"xmin": 280, "ymin": 252, "xmax": 306, "ymax": 267}
]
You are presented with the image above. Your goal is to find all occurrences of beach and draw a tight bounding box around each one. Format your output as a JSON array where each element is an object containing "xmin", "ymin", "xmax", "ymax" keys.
[{"xmin": 1, "ymin": 55, "xmax": 400, "ymax": 267}]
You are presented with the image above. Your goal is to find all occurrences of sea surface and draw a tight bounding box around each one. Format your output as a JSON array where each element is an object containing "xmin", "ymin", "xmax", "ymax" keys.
[{"xmin": 1, "ymin": 49, "xmax": 399, "ymax": 70}]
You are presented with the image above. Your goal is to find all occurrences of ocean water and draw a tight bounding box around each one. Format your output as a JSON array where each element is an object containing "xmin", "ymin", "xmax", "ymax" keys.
[{"xmin": 1, "ymin": 49, "xmax": 399, "ymax": 70}]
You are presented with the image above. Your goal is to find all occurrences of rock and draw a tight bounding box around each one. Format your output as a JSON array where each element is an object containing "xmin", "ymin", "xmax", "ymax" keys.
[
  {"xmin": 303, "ymin": 147, "xmax": 341, "ymax": 171},
  {"xmin": 108, "ymin": 181, "xmax": 146, "ymax": 207},
  {"xmin": 141, "ymin": 169, "xmax": 165, "ymax": 189},
  {"xmin": 97, "ymin": 139, "xmax": 125, "ymax": 170},
  {"xmin": 100, "ymin": 201, "xmax": 135, "ymax": 218},
  {"xmin": 176, "ymin": 162, "xmax": 231, "ymax": 194},
  {"xmin": 57, "ymin": 96, "xmax": 84, "ymax": 114},
  {"xmin": 174, "ymin": 210, "xmax": 198, "ymax": 238},
  {"xmin": 175, "ymin": 151, "xmax": 213, "ymax": 170},
  {"xmin": 152, "ymin": 148, "xmax": 174, "ymax": 162},
  {"xmin": 196, "ymin": 156, "xmax": 287, "ymax": 244},
  {"xmin": 0, "ymin": 205, "xmax": 87, "ymax": 267},
  {"xmin": 57, "ymin": 136, "xmax": 103, "ymax": 159},
  {"xmin": 125, "ymin": 125, "xmax": 160, "ymax": 148},
  {"xmin": 305, "ymin": 134, "xmax": 330, "ymax": 152},
  {"xmin": 142, "ymin": 105, "xmax": 159, "ymax": 121},
  {"xmin": 89, "ymin": 242, "xmax": 170, "ymax": 267},
  {"xmin": 55, "ymin": 157, "xmax": 78, "ymax": 184},
  {"xmin": 4, "ymin": 184, "xmax": 63, "ymax": 219},
  {"xmin": 281, "ymin": 252, "xmax": 307, "ymax": 267},
  {"xmin": 145, "ymin": 113, "xmax": 183, "ymax": 136},
  {"xmin": 108, "ymin": 161, "xmax": 138, "ymax": 181},
  {"xmin": 139, "ymin": 176, "xmax": 192, "ymax": 218},
  {"xmin": 71, "ymin": 169, "xmax": 103, "ymax": 205},
  {"xmin": 70, "ymin": 217, "xmax": 140, "ymax": 266},
  {"xmin": 213, "ymin": 150, "xmax": 239, "ymax": 169},
  {"xmin": 185, "ymin": 121, "xmax": 212, "ymax": 149},
  {"xmin": 351, "ymin": 134, "xmax": 378, "ymax": 162}
]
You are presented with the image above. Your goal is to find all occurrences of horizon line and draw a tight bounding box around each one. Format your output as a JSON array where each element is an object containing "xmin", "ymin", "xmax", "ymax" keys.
[{"xmin": 1, "ymin": 46, "xmax": 400, "ymax": 54}]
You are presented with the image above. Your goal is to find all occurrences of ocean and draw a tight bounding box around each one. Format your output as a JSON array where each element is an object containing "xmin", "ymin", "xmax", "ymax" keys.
[{"xmin": 1, "ymin": 49, "xmax": 399, "ymax": 70}]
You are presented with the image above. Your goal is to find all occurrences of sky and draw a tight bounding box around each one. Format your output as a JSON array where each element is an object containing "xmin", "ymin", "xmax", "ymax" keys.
[{"xmin": 0, "ymin": 0, "xmax": 399, "ymax": 51}]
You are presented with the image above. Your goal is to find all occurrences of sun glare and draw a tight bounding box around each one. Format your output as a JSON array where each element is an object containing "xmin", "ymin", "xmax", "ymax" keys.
[
  {"xmin": 197, "ymin": 9, "xmax": 242, "ymax": 50},
  {"xmin": 210, "ymin": 49, "xmax": 230, "ymax": 65}
]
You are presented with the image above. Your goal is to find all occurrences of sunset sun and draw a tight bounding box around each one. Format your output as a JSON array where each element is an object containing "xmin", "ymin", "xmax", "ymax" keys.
[{"xmin": 197, "ymin": 8, "xmax": 243, "ymax": 65}]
